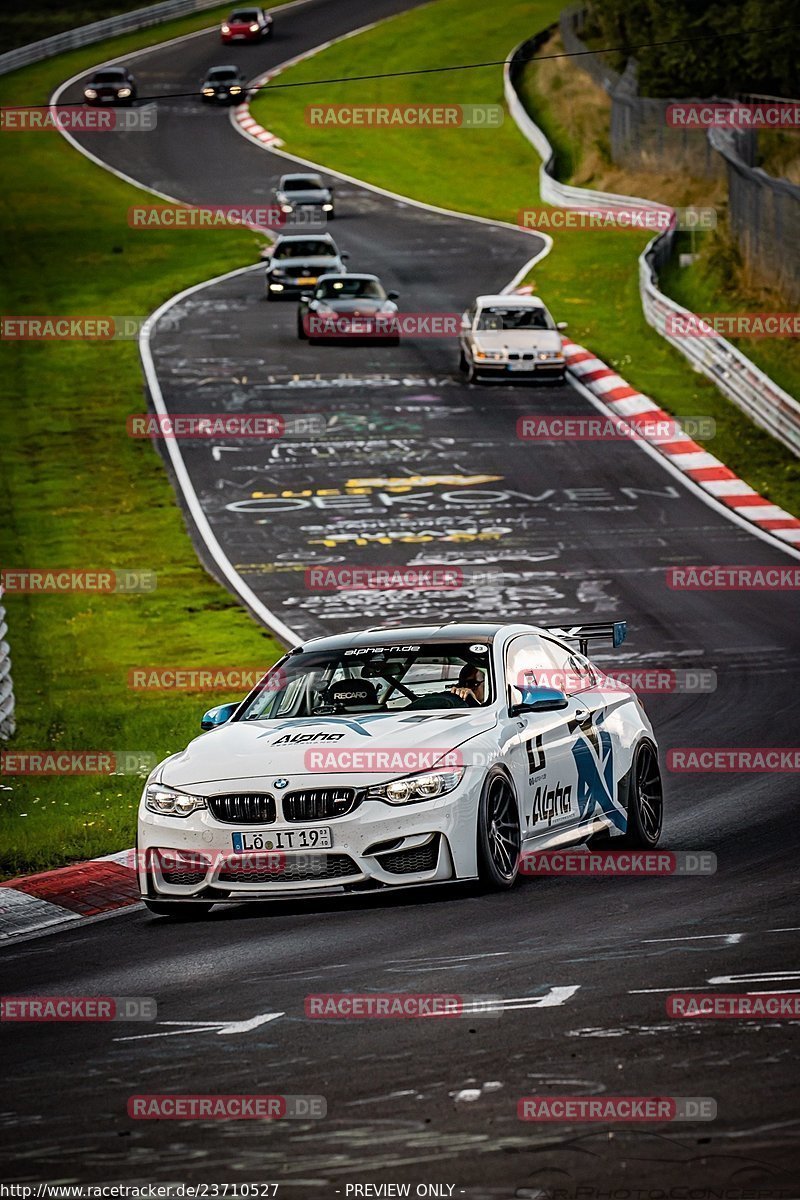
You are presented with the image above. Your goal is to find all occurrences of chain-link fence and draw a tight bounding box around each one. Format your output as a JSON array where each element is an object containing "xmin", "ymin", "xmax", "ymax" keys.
[
  {"xmin": 711, "ymin": 129, "xmax": 800, "ymax": 306},
  {"xmin": 559, "ymin": 6, "xmax": 732, "ymax": 178},
  {"xmin": 0, "ymin": 588, "xmax": 15, "ymax": 739},
  {"xmin": 558, "ymin": 6, "xmax": 800, "ymax": 305}
]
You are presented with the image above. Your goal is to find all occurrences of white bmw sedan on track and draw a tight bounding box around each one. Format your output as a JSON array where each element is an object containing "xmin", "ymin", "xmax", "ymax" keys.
[
  {"xmin": 459, "ymin": 294, "xmax": 568, "ymax": 382},
  {"xmin": 137, "ymin": 622, "xmax": 663, "ymax": 917}
]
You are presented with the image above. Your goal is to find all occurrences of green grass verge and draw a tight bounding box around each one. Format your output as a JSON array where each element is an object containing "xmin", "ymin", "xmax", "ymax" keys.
[
  {"xmin": 250, "ymin": 0, "xmax": 800, "ymax": 514},
  {"xmin": 0, "ymin": 6, "xmax": 290, "ymax": 877}
]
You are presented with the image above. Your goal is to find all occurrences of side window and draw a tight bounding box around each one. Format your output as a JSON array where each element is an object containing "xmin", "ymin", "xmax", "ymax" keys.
[
  {"xmin": 505, "ymin": 635, "xmax": 558, "ymax": 706},
  {"xmin": 541, "ymin": 639, "xmax": 596, "ymax": 695}
]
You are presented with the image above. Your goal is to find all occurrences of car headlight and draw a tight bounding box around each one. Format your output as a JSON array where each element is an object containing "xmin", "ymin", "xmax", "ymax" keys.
[
  {"xmin": 249, "ymin": 22, "xmax": 260, "ymax": 31},
  {"xmin": 202, "ymin": 87, "xmax": 215, "ymax": 96},
  {"xmin": 538, "ymin": 351, "xmax": 564, "ymax": 360},
  {"xmin": 230, "ymin": 85, "xmax": 242, "ymax": 94},
  {"xmin": 367, "ymin": 766, "xmax": 465, "ymax": 805},
  {"xmin": 145, "ymin": 783, "xmax": 207, "ymax": 817},
  {"xmin": 475, "ymin": 350, "xmax": 505, "ymax": 361},
  {"xmin": 118, "ymin": 87, "xmax": 132, "ymax": 98},
  {"xmin": 84, "ymin": 88, "xmax": 97, "ymax": 99},
  {"xmin": 280, "ymin": 204, "xmax": 293, "ymax": 213},
  {"xmin": 221, "ymin": 23, "xmax": 230, "ymax": 32},
  {"xmin": 322, "ymin": 203, "xmax": 334, "ymax": 211}
]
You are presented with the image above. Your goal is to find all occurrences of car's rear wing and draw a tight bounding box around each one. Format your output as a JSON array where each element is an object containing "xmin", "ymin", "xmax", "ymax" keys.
[{"xmin": 543, "ymin": 621, "xmax": 627, "ymax": 657}]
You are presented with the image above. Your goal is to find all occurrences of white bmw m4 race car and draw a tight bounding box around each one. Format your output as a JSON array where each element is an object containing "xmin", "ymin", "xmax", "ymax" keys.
[{"xmin": 137, "ymin": 622, "xmax": 664, "ymax": 916}]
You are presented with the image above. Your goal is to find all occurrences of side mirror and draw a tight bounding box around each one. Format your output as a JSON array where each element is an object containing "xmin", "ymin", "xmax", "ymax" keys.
[
  {"xmin": 460, "ymin": 315, "xmax": 471, "ymax": 329},
  {"xmin": 387, "ymin": 290, "xmax": 399, "ymax": 300},
  {"xmin": 556, "ymin": 321, "xmax": 568, "ymax": 330},
  {"xmin": 340, "ymin": 251, "xmax": 350, "ymax": 260},
  {"xmin": 200, "ymin": 701, "xmax": 238, "ymax": 731},
  {"xmin": 509, "ymin": 687, "xmax": 568, "ymax": 717},
  {"xmin": 299, "ymin": 293, "xmax": 312, "ymax": 303}
]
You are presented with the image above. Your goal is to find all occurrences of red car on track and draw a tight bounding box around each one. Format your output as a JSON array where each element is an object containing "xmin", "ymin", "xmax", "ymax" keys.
[{"xmin": 220, "ymin": 7, "xmax": 273, "ymax": 42}]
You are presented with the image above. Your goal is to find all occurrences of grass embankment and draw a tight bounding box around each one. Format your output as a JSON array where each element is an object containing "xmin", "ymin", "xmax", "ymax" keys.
[
  {"xmin": 250, "ymin": 2, "xmax": 799, "ymax": 513},
  {"xmin": 0, "ymin": 7, "xmax": 287, "ymax": 876},
  {"xmin": 519, "ymin": 31, "xmax": 800, "ymax": 404}
]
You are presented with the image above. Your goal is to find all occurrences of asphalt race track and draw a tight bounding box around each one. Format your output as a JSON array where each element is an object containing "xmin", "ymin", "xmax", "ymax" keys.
[{"xmin": 2, "ymin": 0, "xmax": 799, "ymax": 1193}]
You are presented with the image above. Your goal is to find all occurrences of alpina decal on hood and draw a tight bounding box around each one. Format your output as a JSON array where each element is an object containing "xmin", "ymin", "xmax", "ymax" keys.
[{"xmin": 255, "ymin": 716, "xmax": 387, "ymax": 742}]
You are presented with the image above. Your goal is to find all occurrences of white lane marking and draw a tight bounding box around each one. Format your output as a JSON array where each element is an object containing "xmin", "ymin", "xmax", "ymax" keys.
[
  {"xmin": 629, "ymin": 986, "xmax": 800, "ymax": 994},
  {"xmin": 477, "ymin": 987, "xmax": 580, "ymax": 1013},
  {"xmin": 138, "ymin": 263, "xmax": 301, "ymax": 643},
  {"xmin": 569, "ymin": 371, "xmax": 800, "ymax": 561},
  {"xmin": 708, "ymin": 970, "xmax": 800, "ymax": 984},
  {"xmin": 114, "ymin": 1010, "xmax": 284, "ymax": 1041},
  {"xmin": 643, "ymin": 932, "xmax": 745, "ymax": 944}
]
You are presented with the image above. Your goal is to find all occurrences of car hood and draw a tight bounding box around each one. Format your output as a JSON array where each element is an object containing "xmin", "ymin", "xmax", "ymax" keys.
[
  {"xmin": 472, "ymin": 329, "xmax": 562, "ymax": 352},
  {"xmin": 270, "ymin": 255, "xmax": 341, "ymax": 269},
  {"xmin": 161, "ymin": 710, "xmax": 498, "ymax": 789},
  {"xmin": 279, "ymin": 190, "xmax": 331, "ymax": 203},
  {"xmin": 317, "ymin": 298, "xmax": 393, "ymax": 314}
]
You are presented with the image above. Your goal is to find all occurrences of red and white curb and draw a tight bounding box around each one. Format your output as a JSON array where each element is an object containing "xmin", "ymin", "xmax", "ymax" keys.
[
  {"xmin": 0, "ymin": 849, "xmax": 138, "ymax": 940},
  {"xmin": 234, "ymin": 104, "xmax": 283, "ymax": 147},
  {"xmin": 560, "ymin": 337, "xmax": 800, "ymax": 546}
]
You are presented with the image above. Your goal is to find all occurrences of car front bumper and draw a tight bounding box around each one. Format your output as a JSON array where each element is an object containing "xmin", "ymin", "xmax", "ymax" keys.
[
  {"xmin": 473, "ymin": 360, "xmax": 565, "ymax": 378},
  {"xmin": 137, "ymin": 776, "xmax": 481, "ymax": 901}
]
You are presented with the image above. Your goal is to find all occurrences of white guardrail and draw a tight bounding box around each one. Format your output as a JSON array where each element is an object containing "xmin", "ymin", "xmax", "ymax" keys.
[
  {"xmin": 0, "ymin": 587, "xmax": 15, "ymax": 739},
  {"xmin": 504, "ymin": 35, "xmax": 800, "ymax": 457},
  {"xmin": 0, "ymin": 0, "xmax": 224, "ymax": 76}
]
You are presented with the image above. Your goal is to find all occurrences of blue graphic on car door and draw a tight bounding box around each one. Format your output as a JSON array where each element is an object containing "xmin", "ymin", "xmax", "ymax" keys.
[{"xmin": 570, "ymin": 710, "xmax": 626, "ymax": 831}]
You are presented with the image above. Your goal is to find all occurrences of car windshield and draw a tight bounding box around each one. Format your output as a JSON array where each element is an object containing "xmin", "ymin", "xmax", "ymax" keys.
[
  {"xmin": 94, "ymin": 71, "xmax": 126, "ymax": 82},
  {"xmin": 273, "ymin": 240, "xmax": 335, "ymax": 259},
  {"xmin": 238, "ymin": 642, "xmax": 494, "ymax": 720},
  {"xmin": 209, "ymin": 68, "xmax": 238, "ymax": 80},
  {"xmin": 477, "ymin": 306, "xmax": 552, "ymax": 330},
  {"xmin": 230, "ymin": 11, "xmax": 258, "ymax": 19},
  {"xmin": 316, "ymin": 278, "xmax": 384, "ymax": 300},
  {"xmin": 282, "ymin": 177, "xmax": 323, "ymax": 191}
]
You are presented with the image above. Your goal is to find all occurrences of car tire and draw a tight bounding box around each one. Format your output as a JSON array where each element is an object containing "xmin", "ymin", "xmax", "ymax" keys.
[
  {"xmin": 476, "ymin": 767, "xmax": 521, "ymax": 890},
  {"xmin": 618, "ymin": 740, "xmax": 663, "ymax": 848},
  {"xmin": 327, "ymin": 210, "xmax": 336, "ymax": 220},
  {"xmin": 461, "ymin": 354, "xmax": 479, "ymax": 383},
  {"xmin": 297, "ymin": 316, "xmax": 308, "ymax": 339},
  {"xmin": 143, "ymin": 900, "xmax": 214, "ymax": 919}
]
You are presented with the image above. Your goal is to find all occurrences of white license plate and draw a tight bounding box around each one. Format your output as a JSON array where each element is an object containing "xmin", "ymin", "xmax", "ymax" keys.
[
  {"xmin": 231, "ymin": 826, "xmax": 331, "ymax": 852},
  {"xmin": 508, "ymin": 360, "xmax": 531, "ymax": 371}
]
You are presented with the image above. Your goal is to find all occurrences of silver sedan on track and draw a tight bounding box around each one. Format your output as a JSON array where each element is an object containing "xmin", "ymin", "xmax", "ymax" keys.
[{"xmin": 459, "ymin": 294, "xmax": 568, "ymax": 382}]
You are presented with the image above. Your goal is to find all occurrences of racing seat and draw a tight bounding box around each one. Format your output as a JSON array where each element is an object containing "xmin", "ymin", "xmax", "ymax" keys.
[{"xmin": 323, "ymin": 678, "xmax": 379, "ymax": 711}]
